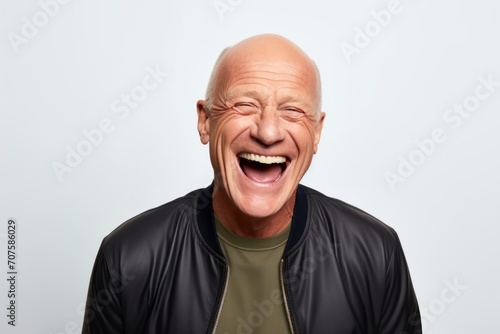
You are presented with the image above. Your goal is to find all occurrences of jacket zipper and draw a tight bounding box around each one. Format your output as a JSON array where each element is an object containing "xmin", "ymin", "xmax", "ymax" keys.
[
  {"xmin": 211, "ymin": 266, "xmax": 230, "ymax": 334},
  {"xmin": 280, "ymin": 259, "xmax": 295, "ymax": 334}
]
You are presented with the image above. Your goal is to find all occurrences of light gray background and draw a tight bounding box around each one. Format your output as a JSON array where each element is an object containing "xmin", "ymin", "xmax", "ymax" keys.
[{"xmin": 1, "ymin": 0, "xmax": 499, "ymax": 333}]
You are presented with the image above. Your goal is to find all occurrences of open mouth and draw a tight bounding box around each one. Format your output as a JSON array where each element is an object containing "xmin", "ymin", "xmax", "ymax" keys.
[{"xmin": 238, "ymin": 152, "xmax": 287, "ymax": 183}]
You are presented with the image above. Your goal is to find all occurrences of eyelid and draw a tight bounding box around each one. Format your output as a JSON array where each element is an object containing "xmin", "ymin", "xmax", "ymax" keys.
[
  {"xmin": 281, "ymin": 106, "xmax": 305, "ymax": 113},
  {"xmin": 234, "ymin": 102, "xmax": 258, "ymax": 107}
]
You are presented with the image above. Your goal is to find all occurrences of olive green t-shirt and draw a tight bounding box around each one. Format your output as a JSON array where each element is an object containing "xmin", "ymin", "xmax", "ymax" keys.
[{"xmin": 214, "ymin": 217, "xmax": 291, "ymax": 334}]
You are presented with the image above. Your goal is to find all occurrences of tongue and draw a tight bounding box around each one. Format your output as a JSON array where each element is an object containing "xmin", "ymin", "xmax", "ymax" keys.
[{"xmin": 241, "ymin": 160, "xmax": 283, "ymax": 183}]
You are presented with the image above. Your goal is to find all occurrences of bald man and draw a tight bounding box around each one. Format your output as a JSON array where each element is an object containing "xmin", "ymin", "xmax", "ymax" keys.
[{"xmin": 83, "ymin": 34, "xmax": 421, "ymax": 334}]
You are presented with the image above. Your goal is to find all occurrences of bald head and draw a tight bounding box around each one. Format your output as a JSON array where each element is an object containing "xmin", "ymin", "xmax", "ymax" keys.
[{"xmin": 205, "ymin": 34, "xmax": 322, "ymax": 119}]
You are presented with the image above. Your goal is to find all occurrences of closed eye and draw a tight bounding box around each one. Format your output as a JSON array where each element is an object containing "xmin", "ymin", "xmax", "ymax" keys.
[
  {"xmin": 280, "ymin": 106, "xmax": 305, "ymax": 118},
  {"xmin": 233, "ymin": 102, "xmax": 260, "ymax": 114}
]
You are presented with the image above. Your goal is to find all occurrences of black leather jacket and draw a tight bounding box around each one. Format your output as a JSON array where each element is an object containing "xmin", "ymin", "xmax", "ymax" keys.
[{"xmin": 83, "ymin": 184, "xmax": 421, "ymax": 333}]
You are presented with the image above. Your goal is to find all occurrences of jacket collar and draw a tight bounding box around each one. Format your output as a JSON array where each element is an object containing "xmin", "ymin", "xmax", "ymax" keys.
[{"xmin": 196, "ymin": 183, "xmax": 309, "ymax": 258}]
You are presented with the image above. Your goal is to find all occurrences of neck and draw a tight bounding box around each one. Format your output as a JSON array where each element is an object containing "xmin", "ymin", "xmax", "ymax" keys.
[{"xmin": 212, "ymin": 186, "xmax": 295, "ymax": 238}]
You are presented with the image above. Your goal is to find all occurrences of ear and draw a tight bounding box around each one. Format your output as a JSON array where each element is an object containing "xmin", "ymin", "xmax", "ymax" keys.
[
  {"xmin": 313, "ymin": 112, "xmax": 326, "ymax": 154},
  {"xmin": 197, "ymin": 100, "xmax": 210, "ymax": 144}
]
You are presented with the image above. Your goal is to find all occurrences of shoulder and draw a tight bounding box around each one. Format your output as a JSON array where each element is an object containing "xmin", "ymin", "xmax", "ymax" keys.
[
  {"xmin": 300, "ymin": 185, "xmax": 399, "ymax": 251},
  {"xmin": 99, "ymin": 187, "xmax": 205, "ymax": 262}
]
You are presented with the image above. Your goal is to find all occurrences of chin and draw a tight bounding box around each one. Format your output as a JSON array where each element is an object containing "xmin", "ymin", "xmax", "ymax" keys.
[{"xmin": 230, "ymin": 187, "xmax": 293, "ymax": 219}]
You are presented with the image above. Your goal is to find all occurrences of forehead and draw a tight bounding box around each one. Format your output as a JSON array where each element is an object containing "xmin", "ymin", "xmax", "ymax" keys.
[{"xmin": 221, "ymin": 55, "xmax": 318, "ymax": 103}]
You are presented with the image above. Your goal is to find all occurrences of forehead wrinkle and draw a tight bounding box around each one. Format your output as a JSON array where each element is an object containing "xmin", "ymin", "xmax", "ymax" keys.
[
  {"xmin": 227, "ymin": 77, "xmax": 311, "ymax": 93},
  {"xmin": 225, "ymin": 69, "xmax": 316, "ymax": 102},
  {"xmin": 226, "ymin": 80, "xmax": 311, "ymax": 99},
  {"xmin": 228, "ymin": 73, "xmax": 312, "ymax": 89},
  {"xmin": 228, "ymin": 62, "xmax": 315, "ymax": 86}
]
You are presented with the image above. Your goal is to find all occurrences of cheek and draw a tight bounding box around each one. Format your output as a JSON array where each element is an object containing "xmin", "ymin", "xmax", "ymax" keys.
[
  {"xmin": 209, "ymin": 115, "xmax": 249, "ymax": 157},
  {"xmin": 287, "ymin": 122, "xmax": 317, "ymax": 153},
  {"xmin": 215, "ymin": 115, "xmax": 253, "ymax": 142},
  {"xmin": 210, "ymin": 115, "xmax": 233, "ymax": 145}
]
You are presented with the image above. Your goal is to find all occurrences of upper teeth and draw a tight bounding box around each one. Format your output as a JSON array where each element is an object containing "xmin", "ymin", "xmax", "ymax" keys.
[{"xmin": 238, "ymin": 153, "xmax": 286, "ymax": 164}]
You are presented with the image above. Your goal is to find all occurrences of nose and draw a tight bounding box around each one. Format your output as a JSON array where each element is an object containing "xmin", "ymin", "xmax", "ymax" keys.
[{"xmin": 250, "ymin": 107, "xmax": 286, "ymax": 146}]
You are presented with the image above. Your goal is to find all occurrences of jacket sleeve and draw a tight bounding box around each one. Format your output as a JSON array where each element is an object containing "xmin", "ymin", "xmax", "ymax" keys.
[
  {"xmin": 82, "ymin": 244, "xmax": 124, "ymax": 334},
  {"xmin": 378, "ymin": 234, "xmax": 422, "ymax": 334}
]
